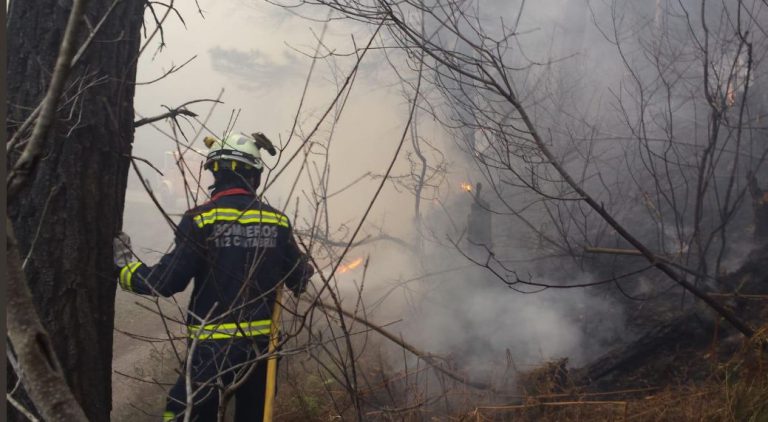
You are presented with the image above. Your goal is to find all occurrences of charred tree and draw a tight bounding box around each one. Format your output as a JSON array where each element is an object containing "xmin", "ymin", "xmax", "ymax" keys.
[
  {"xmin": 6, "ymin": 0, "xmax": 146, "ymax": 420},
  {"xmin": 747, "ymin": 173, "xmax": 768, "ymax": 245}
]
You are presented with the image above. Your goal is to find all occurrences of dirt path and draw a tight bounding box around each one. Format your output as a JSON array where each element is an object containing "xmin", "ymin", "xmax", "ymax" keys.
[
  {"xmin": 111, "ymin": 195, "xmax": 191, "ymax": 421},
  {"xmin": 111, "ymin": 292, "xmax": 189, "ymax": 421}
]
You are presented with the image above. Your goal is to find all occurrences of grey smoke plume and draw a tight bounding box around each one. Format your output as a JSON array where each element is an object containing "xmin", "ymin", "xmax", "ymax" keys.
[{"xmin": 325, "ymin": 0, "xmax": 768, "ymax": 390}]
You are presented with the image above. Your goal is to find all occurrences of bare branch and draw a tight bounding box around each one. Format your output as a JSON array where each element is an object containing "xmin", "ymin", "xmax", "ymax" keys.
[
  {"xmin": 7, "ymin": 0, "xmax": 88, "ymax": 202},
  {"xmin": 7, "ymin": 221, "xmax": 89, "ymax": 422},
  {"xmin": 134, "ymin": 107, "xmax": 198, "ymax": 128}
]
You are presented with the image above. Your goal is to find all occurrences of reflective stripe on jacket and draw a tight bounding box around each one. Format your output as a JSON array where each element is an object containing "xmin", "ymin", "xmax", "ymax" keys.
[{"xmin": 187, "ymin": 320, "xmax": 272, "ymax": 340}]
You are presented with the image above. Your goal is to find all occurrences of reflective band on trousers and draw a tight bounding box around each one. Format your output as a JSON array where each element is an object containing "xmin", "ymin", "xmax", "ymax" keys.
[
  {"xmin": 192, "ymin": 208, "xmax": 289, "ymax": 228},
  {"xmin": 163, "ymin": 411, "xmax": 175, "ymax": 422},
  {"xmin": 119, "ymin": 262, "xmax": 143, "ymax": 292},
  {"xmin": 187, "ymin": 320, "xmax": 272, "ymax": 340}
]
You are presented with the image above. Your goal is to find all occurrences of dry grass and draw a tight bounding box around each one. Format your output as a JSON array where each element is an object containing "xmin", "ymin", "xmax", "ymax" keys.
[
  {"xmin": 465, "ymin": 325, "xmax": 768, "ymax": 422},
  {"xmin": 269, "ymin": 324, "xmax": 768, "ymax": 421}
]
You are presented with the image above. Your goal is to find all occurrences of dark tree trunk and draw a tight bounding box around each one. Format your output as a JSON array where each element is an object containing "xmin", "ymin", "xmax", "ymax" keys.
[{"xmin": 6, "ymin": 1, "xmax": 146, "ymax": 420}]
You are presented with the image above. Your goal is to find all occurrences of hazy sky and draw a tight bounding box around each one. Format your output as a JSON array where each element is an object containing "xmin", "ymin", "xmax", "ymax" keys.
[
  {"xmin": 130, "ymin": 0, "xmax": 604, "ymax": 221},
  {"xmin": 132, "ymin": 0, "xmax": 430, "ymax": 229}
]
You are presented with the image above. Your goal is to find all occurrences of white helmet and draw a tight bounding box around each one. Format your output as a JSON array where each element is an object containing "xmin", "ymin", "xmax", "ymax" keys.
[{"xmin": 203, "ymin": 133, "xmax": 264, "ymax": 171}]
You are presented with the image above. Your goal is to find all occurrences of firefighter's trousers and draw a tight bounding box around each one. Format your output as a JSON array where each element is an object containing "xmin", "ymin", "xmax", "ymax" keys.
[{"xmin": 163, "ymin": 338, "xmax": 272, "ymax": 421}]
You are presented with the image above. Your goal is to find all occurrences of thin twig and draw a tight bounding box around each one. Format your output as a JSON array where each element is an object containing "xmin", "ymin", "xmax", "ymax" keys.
[
  {"xmin": 134, "ymin": 107, "xmax": 198, "ymax": 128},
  {"xmin": 7, "ymin": 394, "xmax": 41, "ymax": 422}
]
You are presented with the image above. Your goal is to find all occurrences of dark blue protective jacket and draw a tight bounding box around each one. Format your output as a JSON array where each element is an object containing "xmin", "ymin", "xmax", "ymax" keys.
[{"xmin": 118, "ymin": 186, "xmax": 312, "ymax": 339}]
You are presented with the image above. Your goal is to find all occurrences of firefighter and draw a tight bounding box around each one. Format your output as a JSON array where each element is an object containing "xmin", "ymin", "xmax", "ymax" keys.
[{"xmin": 113, "ymin": 132, "xmax": 314, "ymax": 421}]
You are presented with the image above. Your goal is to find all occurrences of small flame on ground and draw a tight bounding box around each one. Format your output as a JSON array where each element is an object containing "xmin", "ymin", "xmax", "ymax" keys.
[
  {"xmin": 338, "ymin": 257, "xmax": 364, "ymax": 274},
  {"xmin": 461, "ymin": 182, "xmax": 473, "ymax": 192}
]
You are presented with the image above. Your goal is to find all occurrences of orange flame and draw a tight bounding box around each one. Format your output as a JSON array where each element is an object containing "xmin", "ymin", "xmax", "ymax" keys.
[
  {"xmin": 460, "ymin": 182, "xmax": 473, "ymax": 192},
  {"xmin": 338, "ymin": 257, "xmax": 364, "ymax": 274}
]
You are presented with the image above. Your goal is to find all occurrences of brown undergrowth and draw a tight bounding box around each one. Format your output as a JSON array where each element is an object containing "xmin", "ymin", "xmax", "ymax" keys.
[
  {"xmin": 467, "ymin": 323, "xmax": 768, "ymax": 422},
  {"xmin": 272, "ymin": 322, "xmax": 768, "ymax": 421}
]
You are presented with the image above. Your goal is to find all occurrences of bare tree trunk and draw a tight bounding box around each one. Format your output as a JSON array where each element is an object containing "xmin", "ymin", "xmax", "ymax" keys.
[
  {"xmin": 7, "ymin": 221, "xmax": 89, "ymax": 422},
  {"xmin": 6, "ymin": 0, "xmax": 146, "ymax": 420}
]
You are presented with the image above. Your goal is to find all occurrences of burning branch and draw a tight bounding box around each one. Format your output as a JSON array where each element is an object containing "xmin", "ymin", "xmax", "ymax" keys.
[{"xmin": 338, "ymin": 257, "xmax": 364, "ymax": 274}]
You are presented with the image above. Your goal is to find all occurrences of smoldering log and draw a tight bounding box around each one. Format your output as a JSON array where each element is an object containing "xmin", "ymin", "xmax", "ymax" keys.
[
  {"xmin": 571, "ymin": 243, "xmax": 767, "ymax": 389},
  {"xmin": 570, "ymin": 312, "xmax": 713, "ymax": 389}
]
